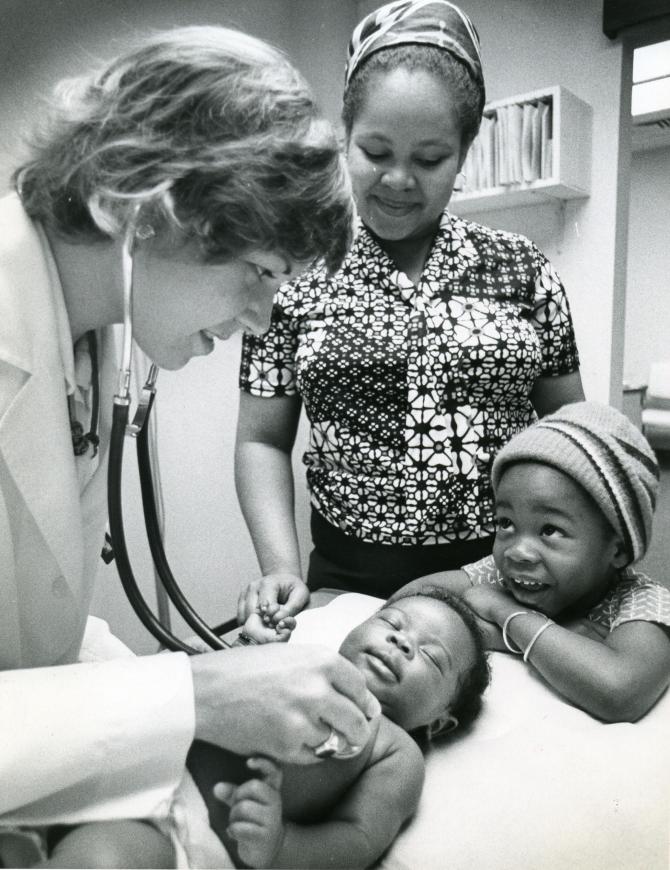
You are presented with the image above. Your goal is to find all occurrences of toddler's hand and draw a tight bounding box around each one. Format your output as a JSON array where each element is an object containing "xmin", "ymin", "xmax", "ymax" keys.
[
  {"xmin": 214, "ymin": 757, "xmax": 284, "ymax": 869},
  {"xmin": 462, "ymin": 585, "xmax": 517, "ymax": 651},
  {"xmin": 476, "ymin": 619, "xmax": 506, "ymax": 651},
  {"xmin": 463, "ymin": 584, "xmax": 514, "ymax": 621}
]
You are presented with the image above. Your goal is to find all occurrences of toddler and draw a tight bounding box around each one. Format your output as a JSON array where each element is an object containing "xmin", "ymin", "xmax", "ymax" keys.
[{"xmin": 399, "ymin": 401, "xmax": 670, "ymax": 723}]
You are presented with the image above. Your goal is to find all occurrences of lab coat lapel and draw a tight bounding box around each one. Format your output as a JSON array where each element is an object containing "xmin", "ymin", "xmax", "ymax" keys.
[
  {"xmin": 0, "ymin": 193, "xmax": 85, "ymax": 615},
  {"xmin": 0, "ymin": 366, "xmax": 85, "ymax": 593}
]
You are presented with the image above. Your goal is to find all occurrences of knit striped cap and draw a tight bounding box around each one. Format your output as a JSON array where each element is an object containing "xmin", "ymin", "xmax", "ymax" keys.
[{"xmin": 491, "ymin": 401, "xmax": 659, "ymax": 564}]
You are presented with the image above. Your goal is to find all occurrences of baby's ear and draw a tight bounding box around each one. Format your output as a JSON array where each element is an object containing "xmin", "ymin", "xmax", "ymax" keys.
[
  {"xmin": 611, "ymin": 539, "xmax": 629, "ymax": 569},
  {"xmin": 428, "ymin": 713, "xmax": 459, "ymax": 739}
]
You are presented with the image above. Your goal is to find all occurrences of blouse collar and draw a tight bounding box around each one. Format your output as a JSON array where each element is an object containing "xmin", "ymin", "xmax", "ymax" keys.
[{"xmin": 352, "ymin": 211, "xmax": 480, "ymax": 309}]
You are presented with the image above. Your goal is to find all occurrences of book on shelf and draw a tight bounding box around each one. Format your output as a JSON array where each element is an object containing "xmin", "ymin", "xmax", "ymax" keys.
[
  {"xmin": 540, "ymin": 100, "xmax": 553, "ymax": 180},
  {"xmin": 459, "ymin": 96, "xmax": 554, "ymax": 194},
  {"xmin": 521, "ymin": 102, "xmax": 537, "ymax": 182},
  {"xmin": 507, "ymin": 102, "xmax": 524, "ymax": 184}
]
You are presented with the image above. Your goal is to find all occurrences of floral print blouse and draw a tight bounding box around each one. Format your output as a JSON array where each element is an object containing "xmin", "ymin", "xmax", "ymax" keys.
[{"xmin": 240, "ymin": 212, "xmax": 579, "ymax": 546}]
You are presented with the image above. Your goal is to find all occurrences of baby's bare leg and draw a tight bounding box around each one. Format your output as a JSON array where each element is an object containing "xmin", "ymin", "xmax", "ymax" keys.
[{"xmin": 36, "ymin": 820, "xmax": 174, "ymax": 869}]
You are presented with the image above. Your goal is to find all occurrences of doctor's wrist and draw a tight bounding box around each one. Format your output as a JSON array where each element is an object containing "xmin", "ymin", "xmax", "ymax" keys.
[{"xmin": 190, "ymin": 652, "xmax": 225, "ymax": 746}]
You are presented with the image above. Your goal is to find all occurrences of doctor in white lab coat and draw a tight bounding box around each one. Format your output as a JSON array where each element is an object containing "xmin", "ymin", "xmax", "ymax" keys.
[{"xmin": 0, "ymin": 25, "xmax": 377, "ymax": 864}]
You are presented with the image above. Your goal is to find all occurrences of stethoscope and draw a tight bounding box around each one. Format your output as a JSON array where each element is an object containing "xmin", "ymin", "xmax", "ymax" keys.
[
  {"xmin": 105, "ymin": 213, "xmax": 360, "ymax": 759},
  {"xmin": 107, "ymin": 213, "xmax": 237, "ymax": 654}
]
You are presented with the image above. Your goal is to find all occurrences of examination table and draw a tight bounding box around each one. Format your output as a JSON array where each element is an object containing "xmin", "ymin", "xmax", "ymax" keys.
[{"xmin": 291, "ymin": 592, "xmax": 670, "ymax": 870}]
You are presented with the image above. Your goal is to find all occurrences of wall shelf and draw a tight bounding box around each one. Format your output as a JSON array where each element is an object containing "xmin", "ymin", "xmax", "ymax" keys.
[{"xmin": 451, "ymin": 85, "xmax": 592, "ymax": 216}]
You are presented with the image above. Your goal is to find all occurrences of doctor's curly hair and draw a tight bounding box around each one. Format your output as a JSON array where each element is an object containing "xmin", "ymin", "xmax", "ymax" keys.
[{"xmin": 16, "ymin": 26, "xmax": 353, "ymax": 274}]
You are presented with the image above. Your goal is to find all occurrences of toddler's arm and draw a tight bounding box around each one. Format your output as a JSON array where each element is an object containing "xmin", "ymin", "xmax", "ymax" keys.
[
  {"xmin": 394, "ymin": 569, "xmax": 471, "ymax": 600},
  {"xmin": 463, "ymin": 585, "xmax": 670, "ymax": 722},
  {"xmin": 394, "ymin": 570, "xmax": 504, "ymax": 646}
]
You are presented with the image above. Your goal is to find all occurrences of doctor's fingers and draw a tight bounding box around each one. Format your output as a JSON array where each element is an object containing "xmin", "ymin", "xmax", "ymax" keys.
[
  {"xmin": 191, "ymin": 645, "xmax": 377, "ymax": 763},
  {"xmin": 311, "ymin": 657, "xmax": 381, "ymax": 748},
  {"xmin": 330, "ymin": 654, "xmax": 381, "ymax": 721},
  {"xmin": 252, "ymin": 647, "xmax": 378, "ymax": 762}
]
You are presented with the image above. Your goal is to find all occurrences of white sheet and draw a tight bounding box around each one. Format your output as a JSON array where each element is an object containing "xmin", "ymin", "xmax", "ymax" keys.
[{"xmin": 291, "ymin": 593, "xmax": 670, "ymax": 870}]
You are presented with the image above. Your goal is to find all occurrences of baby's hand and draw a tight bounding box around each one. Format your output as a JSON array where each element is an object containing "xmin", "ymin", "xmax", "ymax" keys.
[
  {"xmin": 215, "ymin": 757, "xmax": 284, "ymax": 869},
  {"xmin": 272, "ymin": 615, "xmax": 297, "ymax": 642},
  {"xmin": 238, "ymin": 573, "xmax": 310, "ymax": 626},
  {"xmin": 242, "ymin": 611, "xmax": 296, "ymax": 644}
]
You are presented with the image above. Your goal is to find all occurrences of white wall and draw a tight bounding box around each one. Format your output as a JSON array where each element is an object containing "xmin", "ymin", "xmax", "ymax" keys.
[{"xmin": 624, "ymin": 144, "xmax": 670, "ymax": 387}]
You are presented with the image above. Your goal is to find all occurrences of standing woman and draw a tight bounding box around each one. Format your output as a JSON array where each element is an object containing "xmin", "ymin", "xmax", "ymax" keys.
[
  {"xmin": 236, "ymin": 0, "xmax": 585, "ymax": 616},
  {"xmin": 0, "ymin": 25, "xmax": 379, "ymax": 866}
]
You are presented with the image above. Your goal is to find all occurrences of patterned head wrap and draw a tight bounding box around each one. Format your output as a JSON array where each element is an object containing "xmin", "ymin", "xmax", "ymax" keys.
[
  {"xmin": 491, "ymin": 402, "xmax": 660, "ymax": 565},
  {"xmin": 345, "ymin": 0, "xmax": 484, "ymax": 89}
]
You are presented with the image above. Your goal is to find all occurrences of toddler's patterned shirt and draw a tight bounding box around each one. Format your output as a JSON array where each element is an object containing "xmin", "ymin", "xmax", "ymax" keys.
[
  {"xmin": 463, "ymin": 555, "xmax": 670, "ymax": 631},
  {"xmin": 240, "ymin": 212, "xmax": 579, "ymax": 546}
]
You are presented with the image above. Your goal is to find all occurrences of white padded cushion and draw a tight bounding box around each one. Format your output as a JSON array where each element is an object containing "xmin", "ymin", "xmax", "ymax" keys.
[
  {"xmin": 291, "ymin": 593, "xmax": 670, "ymax": 870},
  {"xmin": 646, "ymin": 361, "xmax": 670, "ymax": 410}
]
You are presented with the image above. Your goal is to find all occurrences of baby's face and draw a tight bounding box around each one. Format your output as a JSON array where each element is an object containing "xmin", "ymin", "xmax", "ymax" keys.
[
  {"xmin": 339, "ymin": 596, "xmax": 476, "ymax": 732},
  {"xmin": 493, "ymin": 462, "xmax": 623, "ymax": 618}
]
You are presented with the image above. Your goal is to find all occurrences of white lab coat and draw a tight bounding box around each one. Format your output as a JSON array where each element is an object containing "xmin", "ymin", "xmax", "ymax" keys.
[{"xmin": 0, "ymin": 193, "xmax": 194, "ymax": 825}]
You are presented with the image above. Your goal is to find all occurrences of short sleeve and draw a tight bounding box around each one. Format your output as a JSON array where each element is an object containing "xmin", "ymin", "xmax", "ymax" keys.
[
  {"xmin": 611, "ymin": 573, "xmax": 670, "ymax": 631},
  {"xmin": 462, "ymin": 555, "xmax": 503, "ymax": 586},
  {"xmin": 529, "ymin": 250, "xmax": 580, "ymax": 377},
  {"xmin": 589, "ymin": 570, "xmax": 670, "ymax": 632},
  {"xmin": 239, "ymin": 301, "xmax": 299, "ymax": 397}
]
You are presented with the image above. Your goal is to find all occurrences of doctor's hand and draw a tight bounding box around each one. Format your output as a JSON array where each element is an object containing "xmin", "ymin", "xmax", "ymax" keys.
[
  {"xmin": 190, "ymin": 644, "xmax": 380, "ymax": 766},
  {"xmin": 237, "ymin": 572, "xmax": 310, "ymax": 626}
]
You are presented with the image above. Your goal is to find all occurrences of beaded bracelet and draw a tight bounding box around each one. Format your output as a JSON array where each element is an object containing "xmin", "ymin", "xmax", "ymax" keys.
[
  {"xmin": 501, "ymin": 611, "xmax": 528, "ymax": 654},
  {"xmin": 523, "ymin": 619, "xmax": 554, "ymax": 662}
]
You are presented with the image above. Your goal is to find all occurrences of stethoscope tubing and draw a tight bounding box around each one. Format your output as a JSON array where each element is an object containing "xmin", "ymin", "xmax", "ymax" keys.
[
  {"xmin": 135, "ymin": 393, "xmax": 234, "ymax": 649},
  {"xmin": 108, "ymin": 401, "xmax": 196, "ymax": 653},
  {"xmin": 108, "ymin": 210, "xmax": 237, "ymax": 654}
]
